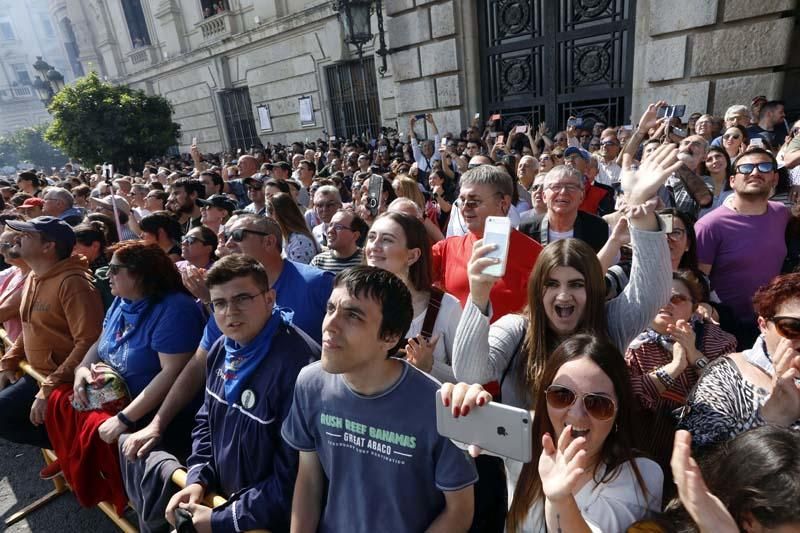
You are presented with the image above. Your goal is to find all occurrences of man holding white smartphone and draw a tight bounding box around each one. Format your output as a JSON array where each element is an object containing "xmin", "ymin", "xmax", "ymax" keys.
[{"xmin": 432, "ymin": 165, "xmax": 542, "ymax": 323}]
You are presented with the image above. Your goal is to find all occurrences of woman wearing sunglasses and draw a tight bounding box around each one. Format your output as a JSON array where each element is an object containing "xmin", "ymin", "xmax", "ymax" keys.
[
  {"xmin": 176, "ymin": 226, "xmax": 217, "ymax": 271},
  {"xmin": 678, "ymin": 272, "xmax": 800, "ymax": 449},
  {"xmin": 625, "ymin": 270, "xmax": 736, "ymax": 474},
  {"xmin": 720, "ymin": 125, "xmax": 748, "ymax": 161},
  {"xmin": 777, "ymin": 119, "xmax": 800, "ymax": 204},
  {"xmin": 441, "ymin": 334, "xmax": 663, "ymax": 532}
]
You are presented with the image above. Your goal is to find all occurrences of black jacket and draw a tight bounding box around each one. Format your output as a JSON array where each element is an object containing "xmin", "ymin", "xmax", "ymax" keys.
[{"xmin": 518, "ymin": 210, "xmax": 609, "ymax": 252}]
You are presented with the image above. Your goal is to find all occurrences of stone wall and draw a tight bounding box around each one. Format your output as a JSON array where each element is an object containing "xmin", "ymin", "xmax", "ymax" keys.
[
  {"xmin": 631, "ymin": 0, "xmax": 797, "ymax": 121},
  {"xmin": 385, "ymin": 0, "xmax": 467, "ymax": 137}
]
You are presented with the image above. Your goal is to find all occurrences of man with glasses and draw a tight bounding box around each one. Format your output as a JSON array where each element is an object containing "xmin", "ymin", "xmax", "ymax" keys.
[
  {"xmin": 562, "ymin": 147, "xmax": 614, "ymax": 217},
  {"xmin": 120, "ymin": 215, "xmax": 332, "ymax": 460},
  {"xmin": 710, "ymin": 105, "xmax": 751, "ymax": 147},
  {"xmin": 129, "ymin": 255, "xmax": 319, "ymax": 533},
  {"xmin": 310, "ymin": 209, "xmax": 367, "ymax": 273},
  {"xmin": 0, "ymin": 217, "xmax": 103, "ymax": 449},
  {"xmin": 41, "ymin": 186, "xmax": 83, "ymax": 226},
  {"xmin": 596, "ymin": 133, "xmax": 622, "ymax": 187},
  {"xmin": 433, "ymin": 165, "xmax": 542, "ymax": 323},
  {"xmin": 243, "ymin": 174, "xmax": 268, "ymax": 215},
  {"xmin": 696, "ymin": 148, "xmax": 791, "ymax": 348},
  {"xmin": 520, "ymin": 165, "xmax": 609, "ymax": 252},
  {"xmin": 310, "ymin": 185, "xmax": 343, "ymax": 248}
]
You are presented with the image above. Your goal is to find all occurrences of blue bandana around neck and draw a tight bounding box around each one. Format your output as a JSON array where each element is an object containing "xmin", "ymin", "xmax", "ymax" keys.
[
  {"xmin": 629, "ymin": 327, "xmax": 675, "ymax": 352},
  {"xmin": 222, "ymin": 306, "xmax": 294, "ymax": 402},
  {"xmin": 115, "ymin": 297, "xmax": 152, "ymax": 343}
]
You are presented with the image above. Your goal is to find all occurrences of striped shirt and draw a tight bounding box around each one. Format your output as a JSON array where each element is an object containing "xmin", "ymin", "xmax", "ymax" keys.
[
  {"xmin": 624, "ymin": 321, "xmax": 737, "ymax": 467},
  {"xmin": 309, "ymin": 248, "xmax": 363, "ymax": 274}
]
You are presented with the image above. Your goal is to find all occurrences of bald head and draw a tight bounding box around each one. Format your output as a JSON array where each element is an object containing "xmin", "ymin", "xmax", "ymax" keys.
[
  {"xmin": 469, "ymin": 155, "xmax": 493, "ymax": 167},
  {"xmin": 238, "ymin": 155, "xmax": 258, "ymax": 178}
]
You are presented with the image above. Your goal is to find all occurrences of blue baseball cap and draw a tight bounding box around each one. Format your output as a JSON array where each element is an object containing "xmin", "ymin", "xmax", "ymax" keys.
[
  {"xmin": 5, "ymin": 216, "xmax": 76, "ymax": 248},
  {"xmin": 564, "ymin": 146, "xmax": 591, "ymax": 161}
]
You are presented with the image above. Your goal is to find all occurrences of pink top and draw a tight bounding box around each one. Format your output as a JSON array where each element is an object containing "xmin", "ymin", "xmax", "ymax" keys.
[{"xmin": 0, "ymin": 266, "xmax": 29, "ymax": 342}]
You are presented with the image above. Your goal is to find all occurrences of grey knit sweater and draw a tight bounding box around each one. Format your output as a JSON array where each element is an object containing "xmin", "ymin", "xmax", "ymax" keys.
[{"xmin": 452, "ymin": 226, "xmax": 672, "ymax": 409}]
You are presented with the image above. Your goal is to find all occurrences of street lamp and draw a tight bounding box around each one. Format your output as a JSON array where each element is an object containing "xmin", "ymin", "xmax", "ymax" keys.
[
  {"xmin": 332, "ymin": 0, "xmax": 389, "ymax": 76},
  {"xmin": 31, "ymin": 56, "xmax": 65, "ymax": 105}
]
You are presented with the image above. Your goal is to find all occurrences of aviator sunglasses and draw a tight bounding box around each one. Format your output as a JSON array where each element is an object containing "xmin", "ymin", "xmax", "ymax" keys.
[
  {"xmin": 770, "ymin": 316, "xmax": 800, "ymax": 340},
  {"xmin": 544, "ymin": 384, "xmax": 617, "ymax": 420}
]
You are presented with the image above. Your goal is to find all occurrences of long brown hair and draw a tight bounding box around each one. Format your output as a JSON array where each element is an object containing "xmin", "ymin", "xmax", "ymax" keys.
[
  {"xmin": 518, "ymin": 239, "xmax": 609, "ymax": 404},
  {"xmin": 267, "ymin": 192, "xmax": 318, "ymax": 249},
  {"xmin": 507, "ymin": 334, "xmax": 649, "ymax": 531}
]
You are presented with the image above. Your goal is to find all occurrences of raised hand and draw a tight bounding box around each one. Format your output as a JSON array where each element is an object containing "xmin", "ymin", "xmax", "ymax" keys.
[
  {"xmin": 671, "ymin": 430, "xmax": 738, "ymax": 533},
  {"xmin": 621, "ymin": 143, "xmax": 681, "ymax": 205},
  {"xmin": 466, "ymin": 239, "xmax": 501, "ymax": 313},
  {"xmin": 637, "ymin": 100, "xmax": 667, "ymax": 134},
  {"xmin": 539, "ymin": 425, "xmax": 589, "ymax": 502}
]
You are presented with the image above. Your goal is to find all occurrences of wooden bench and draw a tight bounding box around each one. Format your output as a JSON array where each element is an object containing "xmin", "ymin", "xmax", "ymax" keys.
[{"xmin": 2, "ymin": 330, "xmax": 269, "ymax": 532}]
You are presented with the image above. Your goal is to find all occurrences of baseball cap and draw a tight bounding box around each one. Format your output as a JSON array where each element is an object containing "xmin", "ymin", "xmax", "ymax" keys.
[
  {"xmin": 6, "ymin": 216, "xmax": 76, "ymax": 248},
  {"xmin": 564, "ymin": 147, "xmax": 590, "ymax": 161},
  {"xmin": 19, "ymin": 197, "xmax": 45, "ymax": 209},
  {"xmin": 196, "ymin": 194, "xmax": 236, "ymax": 213},
  {"xmin": 270, "ymin": 161, "xmax": 291, "ymax": 172},
  {"xmin": 89, "ymin": 195, "xmax": 131, "ymax": 215}
]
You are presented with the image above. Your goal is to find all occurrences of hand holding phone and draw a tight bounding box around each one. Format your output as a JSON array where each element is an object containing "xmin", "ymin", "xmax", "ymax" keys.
[
  {"xmin": 366, "ymin": 175, "xmax": 383, "ymax": 217},
  {"xmin": 515, "ymin": 125, "xmax": 529, "ymax": 135},
  {"xmin": 481, "ymin": 216, "xmax": 511, "ymax": 277}
]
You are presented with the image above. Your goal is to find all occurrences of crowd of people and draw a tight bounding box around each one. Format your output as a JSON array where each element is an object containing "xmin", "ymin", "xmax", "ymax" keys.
[{"xmin": 0, "ymin": 94, "xmax": 798, "ymax": 533}]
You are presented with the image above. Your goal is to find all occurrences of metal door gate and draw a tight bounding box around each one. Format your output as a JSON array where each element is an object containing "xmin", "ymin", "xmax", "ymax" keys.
[
  {"xmin": 478, "ymin": 0, "xmax": 636, "ymax": 131},
  {"xmin": 219, "ymin": 87, "xmax": 261, "ymax": 152}
]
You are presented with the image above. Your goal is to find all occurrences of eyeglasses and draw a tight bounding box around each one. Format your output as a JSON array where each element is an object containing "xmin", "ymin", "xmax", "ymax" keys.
[
  {"xmin": 546, "ymin": 183, "xmax": 582, "ymax": 193},
  {"xmin": 669, "ymin": 293, "xmax": 692, "ymax": 305},
  {"xmin": 228, "ymin": 228, "xmax": 270, "ymax": 242},
  {"xmin": 600, "ymin": 141, "xmax": 619, "ymax": 147},
  {"xmin": 210, "ymin": 290, "xmax": 267, "ymax": 313},
  {"xmin": 182, "ymin": 236, "xmax": 206, "ymax": 245},
  {"xmin": 531, "ymin": 184, "xmax": 543, "ymax": 192},
  {"xmin": 540, "ymin": 157, "xmax": 552, "ymax": 162},
  {"xmin": 0, "ymin": 242, "xmax": 14, "ymax": 250},
  {"xmin": 314, "ymin": 201, "xmax": 339, "ymax": 210},
  {"xmin": 735, "ymin": 162, "xmax": 776, "ymax": 175},
  {"xmin": 770, "ymin": 316, "xmax": 800, "ymax": 340},
  {"xmin": 723, "ymin": 133, "xmax": 741, "ymax": 141},
  {"xmin": 108, "ymin": 263, "xmax": 132, "ymax": 276},
  {"xmin": 545, "ymin": 385, "xmax": 617, "ymax": 420},
  {"xmin": 456, "ymin": 192, "xmax": 502, "ymax": 210},
  {"xmin": 329, "ymin": 224, "xmax": 354, "ymax": 232},
  {"xmin": 247, "ymin": 184, "xmax": 264, "ymax": 191},
  {"xmin": 666, "ymin": 228, "xmax": 686, "ymax": 241}
]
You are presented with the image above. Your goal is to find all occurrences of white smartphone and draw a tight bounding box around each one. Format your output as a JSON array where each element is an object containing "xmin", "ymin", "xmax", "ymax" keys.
[
  {"xmin": 192, "ymin": 136, "xmax": 197, "ymax": 145},
  {"xmin": 482, "ymin": 216, "xmax": 511, "ymax": 277},
  {"xmin": 750, "ymin": 138, "xmax": 764, "ymax": 148},
  {"xmin": 435, "ymin": 390, "xmax": 532, "ymax": 463}
]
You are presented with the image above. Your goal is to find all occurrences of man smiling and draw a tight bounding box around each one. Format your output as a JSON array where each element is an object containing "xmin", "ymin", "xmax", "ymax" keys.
[{"xmin": 282, "ymin": 266, "xmax": 477, "ymax": 533}]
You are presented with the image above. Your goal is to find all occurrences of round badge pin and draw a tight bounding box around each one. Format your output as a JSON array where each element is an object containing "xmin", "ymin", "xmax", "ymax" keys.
[{"xmin": 241, "ymin": 389, "xmax": 256, "ymax": 409}]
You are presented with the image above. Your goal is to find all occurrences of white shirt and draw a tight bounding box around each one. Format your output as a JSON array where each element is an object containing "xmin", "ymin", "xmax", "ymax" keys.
[
  {"xmin": 505, "ymin": 457, "xmax": 663, "ymax": 532},
  {"xmin": 596, "ymin": 159, "xmax": 622, "ymax": 186},
  {"xmin": 405, "ymin": 292, "xmax": 462, "ymax": 383}
]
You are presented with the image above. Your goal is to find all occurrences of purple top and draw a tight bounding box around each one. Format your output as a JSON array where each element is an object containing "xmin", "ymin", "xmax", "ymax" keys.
[{"xmin": 695, "ymin": 201, "xmax": 790, "ymax": 320}]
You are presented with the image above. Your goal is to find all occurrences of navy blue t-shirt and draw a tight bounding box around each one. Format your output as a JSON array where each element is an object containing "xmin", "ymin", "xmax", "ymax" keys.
[
  {"xmin": 200, "ymin": 260, "xmax": 333, "ymax": 349},
  {"xmin": 98, "ymin": 292, "xmax": 205, "ymax": 397},
  {"xmin": 281, "ymin": 361, "xmax": 478, "ymax": 532}
]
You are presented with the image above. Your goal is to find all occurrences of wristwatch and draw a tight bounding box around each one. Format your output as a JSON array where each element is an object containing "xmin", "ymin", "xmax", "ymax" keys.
[{"xmin": 694, "ymin": 356, "xmax": 710, "ymax": 370}]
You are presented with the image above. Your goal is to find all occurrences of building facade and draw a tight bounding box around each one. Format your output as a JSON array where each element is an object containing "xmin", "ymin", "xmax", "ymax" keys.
[
  {"xmin": 0, "ymin": 0, "xmax": 74, "ymax": 135},
  {"xmin": 46, "ymin": 0, "xmax": 799, "ymax": 153}
]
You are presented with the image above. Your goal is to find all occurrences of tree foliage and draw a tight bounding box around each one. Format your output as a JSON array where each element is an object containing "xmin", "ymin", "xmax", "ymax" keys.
[
  {"xmin": 0, "ymin": 124, "xmax": 67, "ymax": 170},
  {"xmin": 45, "ymin": 72, "xmax": 180, "ymax": 168}
]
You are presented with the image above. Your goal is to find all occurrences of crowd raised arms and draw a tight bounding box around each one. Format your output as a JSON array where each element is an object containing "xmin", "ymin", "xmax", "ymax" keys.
[{"xmin": 0, "ymin": 96, "xmax": 798, "ymax": 533}]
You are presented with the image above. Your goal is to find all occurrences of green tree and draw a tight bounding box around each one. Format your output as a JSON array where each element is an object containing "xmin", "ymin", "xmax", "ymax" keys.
[
  {"xmin": 1, "ymin": 124, "xmax": 67, "ymax": 170},
  {"xmin": 45, "ymin": 72, "xmax": 180, "ymax": 168}
]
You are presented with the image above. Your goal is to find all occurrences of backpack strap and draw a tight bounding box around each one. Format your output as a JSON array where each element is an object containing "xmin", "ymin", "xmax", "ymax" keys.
[{"xmin": 420, "ymin": 287, "xmax": 445, "ymax": 340}]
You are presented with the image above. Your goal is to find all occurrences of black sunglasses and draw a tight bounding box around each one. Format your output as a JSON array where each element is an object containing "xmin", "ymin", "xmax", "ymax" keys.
[
  {"xmin": 771, "ymin": 316, "xmax": 800, "ymax": 340},
  {"xmin": 228, "ymin": 228, "xmax": 269, "ymax": 242},
  {"xmin": 182, "ymin": 236, "xmax": 206, "ymax": 245},
  {"xmin": 108, "ymin": 263, "xmax": 132, "ymax": 275},
  {"xmin": 545, "ymin": 384, "xmax": 617, "ymax": 420},
  {"xmin": 735, "ymin": 162, "xmax": 776, "ymax": 175}
]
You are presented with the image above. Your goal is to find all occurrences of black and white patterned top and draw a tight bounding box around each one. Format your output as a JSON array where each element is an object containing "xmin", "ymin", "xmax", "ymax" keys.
[{"xmin": 677, "ymin": 356, "xmax": 800, "ymax": 448}]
